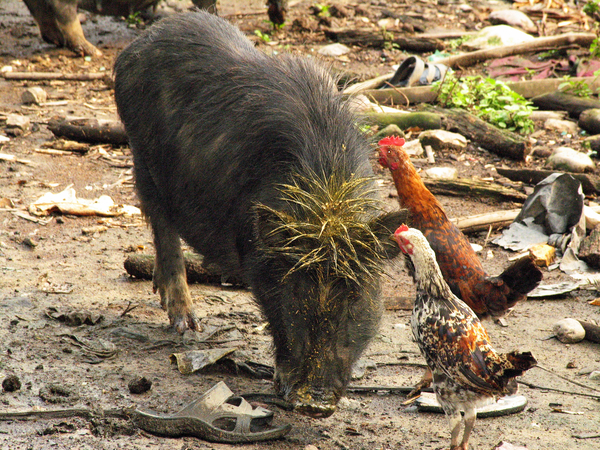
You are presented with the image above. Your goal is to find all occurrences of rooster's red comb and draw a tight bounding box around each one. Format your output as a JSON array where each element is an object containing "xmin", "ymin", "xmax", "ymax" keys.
[
  {"xmin": 378, "ymin": 136, "xmax": 406, "ymax": 148},
  {"xmin": 394, "ymin": 224, "xmax": 409, "ymax": 236}
]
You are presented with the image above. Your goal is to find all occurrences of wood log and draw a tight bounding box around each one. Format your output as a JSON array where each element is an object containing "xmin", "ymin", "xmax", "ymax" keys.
[
  {"xmin": 580, "ymin": 321, "xmax": 600, "ymax": 344},
  {"xmin": 589, "ymin": 136, "xmax": 600, "ymax": 153},
  {"xmin": 323, "ymin": 28, "xmax": 444, "ymax": 53},
  {"xmin": 47, "ymin": 117, "xmax": 128, "ymax": 145},
  {"xmin": 532, "ymin": 92, "xmax": 600, "ymax": 119},
  {"xmin": 123, "ymin": 253, "xmax": 245, "ymax": 286},
  {"xmin": 363, "ymin": 111, "xmax": 441, "ymax": 130},
  {"xmin": 423, "ymin": 106, "xmax": 531, "ymax": 160},
  {"xmin": 496, "ymin": 167, "xmax": 600, "ymax": 196},
  {"xmin": 422, "ymin": 178, "xmax": 527, "ymax": 203},
  {"xmin": 579, "ymin": 109, "xmax": 600, "ymax": 135}
]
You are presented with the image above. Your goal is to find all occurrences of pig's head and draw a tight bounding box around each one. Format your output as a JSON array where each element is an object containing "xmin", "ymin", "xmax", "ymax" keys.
[{"xmin": 252, "ymin": 174, "xmax": 405, "ymax": 418}]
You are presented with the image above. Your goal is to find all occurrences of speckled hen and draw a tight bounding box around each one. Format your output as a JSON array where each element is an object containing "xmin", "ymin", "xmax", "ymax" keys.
[{"xmin": 394, "ymin": 225, "xmax": 537, "ymax": 450}]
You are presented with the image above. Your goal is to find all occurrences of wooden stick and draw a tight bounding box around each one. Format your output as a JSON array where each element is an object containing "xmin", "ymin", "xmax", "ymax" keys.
[
  {"xmin": 449, "ymin": 209, "xmax": 520, "ymax": 233},
  {"xmin": 3, "ymin": 72, "xmax": 109, "ymax": 81}
]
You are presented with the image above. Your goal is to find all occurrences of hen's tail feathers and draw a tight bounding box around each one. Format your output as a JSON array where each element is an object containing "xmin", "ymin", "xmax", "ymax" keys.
[
  {"xmin": 485, "ymin": 255, "xmax": 543, "ymax": 317},
  {"xmin": 504, "ymin": 350, "xmax": 538, "ymax": 378}
]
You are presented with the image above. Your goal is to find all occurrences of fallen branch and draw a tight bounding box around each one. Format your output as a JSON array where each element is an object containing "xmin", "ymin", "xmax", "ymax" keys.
[
  {"xmin": 124, "ymin": 253, "xmax": 245, "ymax": 286},
  {"xmin": 359, "ymin": 77, "xmax": 600, "ymax": 104},
  {"xmin": 425, "ymin": 106, "xmax": 532, "ymax": 160},
  {"xmin": 3, "ymin": 71, "xmax": 110, "ymax": 82},
  {"xmin": 449, "ymin": 209, "xmax": 521, "ymax": 233},
  {"xmin": 436, "ymin": 32, "xmax": 597, "ymax": 69},
  {"xmin": 423, "ymin": 178, "xmax": 527, "ymax": 203},
  {"xmin": 496, "ymin": 168, "xmax": 600, "ymax": 196},
  {"xmin": 363, "ymin": 111, "xmax": 441, "ymax": 130},
  {"xmin": 518, "ymin": 380, "xmax": 600, "ymax": 400},
  {"xmin": 532, "ymin": 92, "xmax": 600, "ymax": 119},
  {"xmin": 47, "ymin": 117, "xmax": 128, "ymax": 145},
  {"xmin": 0, "ymin": 407, "xmax": 131, "ymax": 421},
  {"xmin": 324, "ymin": 28, "xmax": 444, "ymax": 53}
]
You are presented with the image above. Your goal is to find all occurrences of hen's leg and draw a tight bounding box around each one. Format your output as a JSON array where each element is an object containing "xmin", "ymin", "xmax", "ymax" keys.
[
  {"xmin": 446, "ymin": 409, "xmax": 462, "ymax": 450},
  {"xmin": 459, "ymin": 407, "xmax": 477, "ymax": 450}
]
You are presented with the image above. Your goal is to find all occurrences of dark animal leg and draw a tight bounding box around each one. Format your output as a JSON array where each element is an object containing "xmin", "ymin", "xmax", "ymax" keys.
[{"xmin": 150, "ymin": 212, "xmax": 199, "ymax": 334}]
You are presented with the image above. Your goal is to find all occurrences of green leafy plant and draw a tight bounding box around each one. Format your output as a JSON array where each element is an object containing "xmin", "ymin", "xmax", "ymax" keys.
[
  {"xmin": 434, "ymin": 73, "xmax": 536, "ymax": 134},
  {"xmin": 583, "ymin": 0, "xmax": 599, "ymax": 16},
  {"xmin": 381, "ymin": 28, "xmax": 399, "ymax": 51},
  {"xmin": 126, "ymin": 11, "xmax": 143, "ymax": 26},
  {"xmin": 590, "ymin": 37, "xmax": 600, "ymax": 59},
  {"xmin": 447, "ymin": 35, "xmax": 473, "ymax": 51},
  {"xmin": 313, "ymin": 3, "xmax": 331, "ymax": 17},
  {"xmin": 558, "ymin": 76, "xmax": 594, "ymax": 98},
  {"xmin": 254, "ymin": 29, "xmax": 271, "ymax": 43}
]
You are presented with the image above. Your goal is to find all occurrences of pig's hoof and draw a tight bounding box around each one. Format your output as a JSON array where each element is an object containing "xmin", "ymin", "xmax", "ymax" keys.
[{"xmin": 170, "ymin": 310, "xmax": 200, "ymax": 334}]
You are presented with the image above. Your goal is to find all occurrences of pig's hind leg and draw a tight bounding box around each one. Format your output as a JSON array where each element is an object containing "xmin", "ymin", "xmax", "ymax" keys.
[{"xmin": 134, "ymin": 160, "xmax": 199, "ymax": 334}]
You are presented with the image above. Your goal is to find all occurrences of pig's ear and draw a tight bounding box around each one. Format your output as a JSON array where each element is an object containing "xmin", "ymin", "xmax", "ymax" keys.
[{"xmin": 369, "ymin": 209, "xmax": 408, "ymax": 259}]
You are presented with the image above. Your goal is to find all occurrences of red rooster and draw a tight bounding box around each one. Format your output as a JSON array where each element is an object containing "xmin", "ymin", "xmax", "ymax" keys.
[
  {"xmin": 378, "ymin": 135, "xmax": 541, "ymax": 395},
  {"xmin": 394, "ymin": 225, "xmax": 537, "ymax": 450},
  {"xmin": 378, "ymin": 135, "xmax": 542, "ymax": 319}
]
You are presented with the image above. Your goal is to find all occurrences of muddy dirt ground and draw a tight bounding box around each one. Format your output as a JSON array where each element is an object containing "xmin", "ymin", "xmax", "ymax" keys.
[{"xmin": 1, "ymin": 0, "xmax": 599, "ymax": 449}]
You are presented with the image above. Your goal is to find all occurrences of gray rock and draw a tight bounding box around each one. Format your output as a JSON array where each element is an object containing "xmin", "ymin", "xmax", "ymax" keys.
[
  {"xmin": 419, "ymin": 129, "xmax": 467, "ymax": 151},
  {"xmin": 422, "ymin": 167, "xmax": 458, "ymax": 180},
  {"xmin": 6, "ymin": 114, "xmax": 30, "ymax": 131},
  {"xmin": 376, "ymin": 124, "xmax": 404, "ymax": 139},
  {"xmin": 21, "ymin": 87, "xmax": 47, "ymax": 105},
  {"xmin": 318, "ymin": 43, "xmax": 351, "ymax": 57},
  {"xmin": 545, "ymin": 147, "xmax": 595, "ymax": 173},
  {"xmin": 589, "ymin": 371, "xmax": 600, "ymax": 381},
  {"xmin": 488, "ymin": 10, "xmax": 537, "ymax": 33},
  {"xmin": 544, "ymin": 118, "xmax": 579, "ymax": 135},
  {"xmin": 463, "ymin": 25, "xmax": 534, "ymax": 50}
]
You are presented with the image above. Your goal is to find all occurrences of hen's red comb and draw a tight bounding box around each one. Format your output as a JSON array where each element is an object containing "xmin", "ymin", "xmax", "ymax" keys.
[
  {"xmin": 378, "ymin": 136, "xmax": 406, "ymax": 148},
  {"xmin": 394, "ymin": 224, "xmax": 409, "ymax": 236}
]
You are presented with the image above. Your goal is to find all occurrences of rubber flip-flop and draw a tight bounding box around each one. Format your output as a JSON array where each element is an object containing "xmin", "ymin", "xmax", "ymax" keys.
[
  {"xmin": 387, "ymin": 56, "xmax": 425, "ymax": 87},
  {"xmin": 415, "ymin": 392, "xmax": 528, "ymax": 418},
  {"xmin": 418, "ymin": 62, "xmax": 448, "ymax": 85},
  {"xmin": 132, "ymin": 381, "xmax": 292, "ymax": 443}
]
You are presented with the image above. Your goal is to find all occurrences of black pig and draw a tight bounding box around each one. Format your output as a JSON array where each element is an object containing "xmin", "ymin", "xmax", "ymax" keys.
[{"xmin": 114, "ymin": 10, "xmax": 404, "ymax": 417}]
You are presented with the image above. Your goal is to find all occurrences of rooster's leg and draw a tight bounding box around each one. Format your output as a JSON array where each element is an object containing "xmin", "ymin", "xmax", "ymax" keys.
[
  {"xmin": 407, "ymin": 367, "xmax": 433, "ymax": 399},
  {"xmin": 459, "ymin": 406, "xmax": 477, "ymax": 450}
]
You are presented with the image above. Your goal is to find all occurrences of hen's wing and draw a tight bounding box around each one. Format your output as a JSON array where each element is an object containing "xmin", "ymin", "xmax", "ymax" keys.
[{"xmin": 413, "ymin": 293, "xmax": 507, "ymax": 394}]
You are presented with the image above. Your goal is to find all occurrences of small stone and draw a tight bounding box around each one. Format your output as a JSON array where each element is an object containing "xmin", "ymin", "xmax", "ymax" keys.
[
  {"xmin": 422, "ymin": 167, "xmax": 458, "ymax": 180},
  {"xmin": 337, "ymin": 396, "xmax": 362, "ymax": 411},
  {"xmin": 545, "ymin": 146, "xmax": 595, "ymax": 173},
  {"xmin": 488, "ymin": 10, "xmax": 537, "ymax": 33},
  {"xmin": 304, "ymin": 445, "xmax": 319, "ymax": 450},
  {"xmin": 463, "ymin": 25, "xmax": 534, "ymax": 50},
  {"xmin": 375, "ymin": 124, "xmax": 404, "ymax": 139},
  {"xmin": 589, "ymin": 371, "xmax": 600, "ymax": 381},
  {"xmin": 318, "ymin": 43, "xmax": 351, "ymax": 57},
  {"xmin": 544, "ymin": 118, "xmax": 579, "ymax": 135},
  {"xmin": 402, "ymin": 138, "xmax": 424, "ymax": 157},
  {"xmin": 419, "ymin": 130, "xmax": 467, "ymax": 152},
  {"xmin": 6, "ymin": 114, "xmax": 30, "ymax": 132},
  {"xmin": 553, "ymin": 318, "xmax": 585, "ymax": 344},
  {"xmin": 128, "ymin": 376, "xmax": 152, "ymax": 394},
  {"xmin": 21, "ymin": 87, "xmax": 47, "ymax": 105},
  {"xmin": 2, "ymin": 375, "xmax": 21, "ymax": 392}
]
